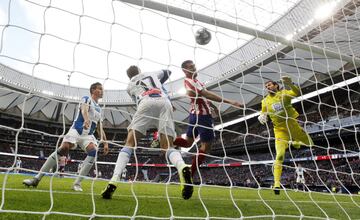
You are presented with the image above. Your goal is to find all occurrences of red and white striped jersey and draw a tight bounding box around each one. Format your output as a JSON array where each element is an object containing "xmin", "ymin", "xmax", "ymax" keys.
[{"xmin": 184, "ymin": 77, "xmax": 211, "ymax": 115}]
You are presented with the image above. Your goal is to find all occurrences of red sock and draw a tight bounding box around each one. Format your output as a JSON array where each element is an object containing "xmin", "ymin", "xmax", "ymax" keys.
[
  {"xmin": 191, "ymin": 149, "xmax": 206, "ymax": 177},
  {"xmin": 173, "ymin": 137, "xmax": 192, "ymax": 148}
]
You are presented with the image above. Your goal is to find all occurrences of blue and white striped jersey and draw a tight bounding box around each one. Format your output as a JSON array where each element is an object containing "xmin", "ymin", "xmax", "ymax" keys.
[{"xmin": 72, "ymin": 96, "xmax": 102, "ymax": 135}]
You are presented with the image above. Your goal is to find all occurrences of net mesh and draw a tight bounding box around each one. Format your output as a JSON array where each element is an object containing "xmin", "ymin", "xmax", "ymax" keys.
[{"xmin": 0, "ymin": 0, "xmax": 359, "ymax": 219}]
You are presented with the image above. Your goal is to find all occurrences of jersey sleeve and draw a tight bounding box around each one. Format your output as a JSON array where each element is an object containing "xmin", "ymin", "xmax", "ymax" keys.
[
  {"xmin": 81, "ymin": 96, "xmax": 91, "ymax": 105},
  {"xmin": 157, "ymin": 70, "xmax": 172, "ymax": 84},
  {"xmin": 261, "ymin": 99, "xmax": 267, "ymax": 113},
  {"xmin": 284, "ymin": 85, "xmax": 300, "ymax": 97}
]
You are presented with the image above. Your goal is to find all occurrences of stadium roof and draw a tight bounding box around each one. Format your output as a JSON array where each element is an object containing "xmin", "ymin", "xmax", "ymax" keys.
[{"xmin": 0, "ymin": 0, "xmax": 359, "ymax": 128}]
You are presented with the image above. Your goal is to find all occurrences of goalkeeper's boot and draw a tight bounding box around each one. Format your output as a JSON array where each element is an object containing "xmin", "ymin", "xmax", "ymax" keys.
[
  {"xmin": 273, "ymin": 187, "xmax": 281, "ymax": 195},
  {"xmin": 179, "ymin": 166, "xmax": 193, "ymax": 200},
  {"xmin": 23, "ymin": 178, "xmax": 39, "ymax": 188},
  {"xmin": 101, "ymin": 183, "xmax": 117, "ymax": 199}
]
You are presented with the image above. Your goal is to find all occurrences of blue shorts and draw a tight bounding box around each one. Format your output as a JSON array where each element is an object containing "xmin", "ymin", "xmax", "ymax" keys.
[{"xmin": 186, "ymin": 114, "xmax": 215, "ymax": 142}]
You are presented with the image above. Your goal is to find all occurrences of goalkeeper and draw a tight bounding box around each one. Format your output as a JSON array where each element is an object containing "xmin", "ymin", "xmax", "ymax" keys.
[{"xmin": 258, "ymin": 76, "xmax": 313, "ymax": 195}]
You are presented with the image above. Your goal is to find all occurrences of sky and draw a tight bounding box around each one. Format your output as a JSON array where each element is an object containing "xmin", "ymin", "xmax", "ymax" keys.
[{"xmin": 0, "ymin": 0, "xmax": 300, "ymax": 90}]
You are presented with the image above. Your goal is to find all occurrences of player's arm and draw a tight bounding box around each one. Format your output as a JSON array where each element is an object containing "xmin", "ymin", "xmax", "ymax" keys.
[
  {"xmin": 97, "ymin": 121, "xmax": 109, "ymax": 155},
  {"xmin": 81, "ymin": 98, "xmax": 90, "ymax": 129},
  {"xmin": 191, "ymin": 89, "xmax": 243, "ymax": 108},
  {"xmin": 258, "ymin": 99, "xmax": 268, "ymax": 125},
  {"xmin": 281, "ymin": 76, "xmax": 300, "ymax": 97},
  {"xmin": 157, "ymin": 70, "xmax": 172, "ymax": 84}
]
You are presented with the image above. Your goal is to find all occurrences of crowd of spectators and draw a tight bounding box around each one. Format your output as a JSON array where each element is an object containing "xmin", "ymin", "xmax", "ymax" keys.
[{"xmin": 0, "ymin": 84, "xmax": 359, "ymax": 193}]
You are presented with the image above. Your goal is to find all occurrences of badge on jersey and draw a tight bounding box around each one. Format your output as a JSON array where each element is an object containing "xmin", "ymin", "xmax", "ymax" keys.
[{"xmin": 272, "ymin": 102, "xmax": 283, "ymax": 112}]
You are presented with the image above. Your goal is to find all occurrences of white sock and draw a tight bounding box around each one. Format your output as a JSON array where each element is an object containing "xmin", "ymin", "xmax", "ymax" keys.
[
  {"xmin": 110, "ymin": 147, "xmax": 133, "ymax": 184},
  {"xmin": 167, "ymin": 148, "xmax": 185, "ymax": 171},
  {"xmin": 35, "ymin": 151, "xmax": 59, "ymax": 180},
  {"xmin": 74, "ymin": 155, "xmax": 95, "ymax": 186}
]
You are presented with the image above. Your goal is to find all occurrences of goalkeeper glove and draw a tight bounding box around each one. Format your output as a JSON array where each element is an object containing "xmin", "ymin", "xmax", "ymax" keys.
[{"xmin": 258, "ymin": 113, "xmax": 268, "ymax": 125}]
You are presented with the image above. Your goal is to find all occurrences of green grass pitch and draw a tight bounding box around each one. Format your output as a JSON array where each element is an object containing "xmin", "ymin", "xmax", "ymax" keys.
[{"xmin": 0, "ymin": 174, "xmax": 359, "ymax": 219}]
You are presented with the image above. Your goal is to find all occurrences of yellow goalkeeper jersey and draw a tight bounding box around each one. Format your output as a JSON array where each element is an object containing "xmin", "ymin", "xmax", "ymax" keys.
[{"xmin": 261, "ymin": 87, "xmax": 300, "ymax": 127}]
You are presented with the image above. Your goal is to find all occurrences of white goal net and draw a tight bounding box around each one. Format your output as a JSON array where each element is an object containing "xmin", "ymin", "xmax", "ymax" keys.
[{"xmin": 0, "ymin": 0, "xmax": 359, "ymax": 219}]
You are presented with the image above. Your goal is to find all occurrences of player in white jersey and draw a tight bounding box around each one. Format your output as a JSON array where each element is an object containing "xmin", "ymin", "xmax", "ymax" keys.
[
  {"xmin": 15, "ymin": 157, "xmax": 22, "ymax": 173},
  {"xmin": 102, "ymin": 66, "xmax": 193, "ymax": 200},
  {"xmin": 295, "ymin": 164, "xmax": 306, "ymax": 191},
  {"xmin": 23, "ymin": 82, "xmax": 109, "ymax": 192},
  {"xmin": 121, "ymin": 168, "xmax": 127, "ymax": 181}
]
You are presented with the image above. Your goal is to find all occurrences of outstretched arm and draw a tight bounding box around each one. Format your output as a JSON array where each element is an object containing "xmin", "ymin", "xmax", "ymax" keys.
[
  {"xmin": 189, "ymin": 89, "xmax": 242, "ymax": 108},
  {"xmin": 281, "ymin": 76, "xmax": 300, "ymax": 97}
]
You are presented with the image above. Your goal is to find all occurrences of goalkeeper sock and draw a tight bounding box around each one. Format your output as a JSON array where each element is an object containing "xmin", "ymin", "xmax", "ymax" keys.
[
  {"xmin": 273, "ymin": 160, "xmax": 283, "ymax": 188},
  {"xmin": 166, "ymin": 148, "xmax": 185, "ymax": 171},
  {"xmin": 110, "ymin": 147, "xmax": 133, "ymax": 184},
  {"xmin": 173, "ymin": 137, "xmax": 192, "ymax": 148},
  {"xmin": 35, "ymin": 150, "xmax": 61, "ymax": 180},
  {"xmin": 74, "ymin": 150, "xmax": 96, "ymax": 186},
  {"xmin": 191, "ymin": 149, "xmax": 206, "ymax": 177}
]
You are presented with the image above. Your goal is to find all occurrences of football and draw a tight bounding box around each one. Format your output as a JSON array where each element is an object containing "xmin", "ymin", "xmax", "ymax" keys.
[{"xmin": 195, "ymin": 28, "xmax": 212, "ymax": 45}]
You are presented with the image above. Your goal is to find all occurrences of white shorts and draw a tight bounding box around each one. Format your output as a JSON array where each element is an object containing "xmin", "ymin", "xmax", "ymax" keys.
[
  {"xmin": 63, "ymin": 128, "xmax": 98, "ymax": 151},
  {"xmin": 296, "ymin": 177, "xmax": 305, "ymax": 184},
  {"xmin": 128, "ymin": 97, "xmax": 176, "ymax": 139}
]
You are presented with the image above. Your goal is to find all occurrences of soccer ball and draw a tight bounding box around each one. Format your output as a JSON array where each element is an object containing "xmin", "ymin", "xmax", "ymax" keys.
[{"xmin": 195, "ymin": 28, "xmax": 212, "ymax": 45}]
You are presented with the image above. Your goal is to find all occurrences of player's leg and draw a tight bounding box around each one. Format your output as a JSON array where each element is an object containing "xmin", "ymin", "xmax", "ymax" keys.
[
  {"xmin": 173, "ymin": 114, "xmax": 196, "ymax": 148},
  {"xmin": 289, "ymin": 119, "xmax": 313, "ymax": 148},
  {"xmin": 273, "ymin": 127, "xmax": 289, "ymax": 194},
  {"xmin": 102, "ymin": 102, "xmax": 149, "ymax": 199},
  {"xmin": 295, "ymin": 177, "xmax": 300, "ymax": 191},
  {"xmin": 301, "ymin": 178, "xmax": 306, "ymax": 191},
  {"xmin": 23, "ymin": 140, "xmax": 73, "ymax": 187},
  {"xmin": 72, "ymin": 139, "xmax": 98, "ymax": 192},
  {"xmin": 158, "ymin": 99, "xmax": 193, "ymax": 199},
  {"xmin": 161, "ymin": 133, "xmax": 193, "ymax": 199},
  {"xmin": 101, "ymin": 129, "xmax": 141, "ymax": 199},
  {"xmin": 191, "ymin": 115, "xmax": 214, "ymax": 177},
  {"xmin": 173, "ymin": 136, "xmax": 194, "ymax": 148}
]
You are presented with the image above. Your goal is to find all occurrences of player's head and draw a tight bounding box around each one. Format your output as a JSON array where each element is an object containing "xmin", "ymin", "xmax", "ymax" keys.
[
  {"xmin": 90, "ymin": 82, "xmax": 103, "ymax": 98},
  {"xmin": 127, "ymin": 65, "xmax": 141, "ymax": 79},
  {"xmin": 265, "ymin": 80, "xmax": 280, "ymax": 93},
  {"xmin": 181, "ymin": 60, "xmax": 197, "ymax": 78}
]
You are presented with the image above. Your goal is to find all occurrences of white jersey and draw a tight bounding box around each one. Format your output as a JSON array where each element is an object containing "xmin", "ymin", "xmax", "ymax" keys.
[
  {"xmin": 296, "ymin": 167, "xmax": 305, "ymax": 179},
  {"xmin": 127, "ymin": 70, "xmax": 171, "ymax": 105},
  {"xmin": 71, "ymin": 96, "xmax": 102, "ymax": 135},
  {"xmin": 16, "ymin": 159, "xmax": 22, "ymax": 168}
]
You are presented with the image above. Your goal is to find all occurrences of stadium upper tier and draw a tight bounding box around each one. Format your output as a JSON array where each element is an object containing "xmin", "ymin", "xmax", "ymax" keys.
[{"xmin": 0, "ymin": 0, "xmax": 359, "ymax": 127}]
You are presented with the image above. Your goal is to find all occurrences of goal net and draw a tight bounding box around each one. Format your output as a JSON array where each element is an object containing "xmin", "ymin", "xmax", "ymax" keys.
[{"xmin": 0, "ymin": 0, "xmax": 359, "ymax": 219}]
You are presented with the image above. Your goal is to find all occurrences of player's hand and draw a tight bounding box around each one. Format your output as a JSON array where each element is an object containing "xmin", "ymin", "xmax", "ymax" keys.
[
  {"xmin": 258, "ymin": 113, "xmax": 268, "ymax": 125},
  {"xmin": 210, "ymin": 107, "xmax": 219, "ymax": 118},
  {"xmin": 281, "ymin": 76, "xmax": 292, "ymax": 85},
  {"xmin": 83, "ymin": 119, "xmax": 90, "ymax": 130},
  {"xmin": 103, "ymin": 142, "xmax": 109, "ymax": 155}
]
